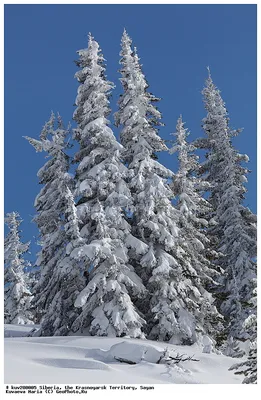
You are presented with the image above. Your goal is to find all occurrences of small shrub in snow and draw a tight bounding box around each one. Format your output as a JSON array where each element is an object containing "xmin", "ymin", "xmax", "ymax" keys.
[{"xmin": 4, "ymin": 212, "xmax": 33, "ymax": 324}]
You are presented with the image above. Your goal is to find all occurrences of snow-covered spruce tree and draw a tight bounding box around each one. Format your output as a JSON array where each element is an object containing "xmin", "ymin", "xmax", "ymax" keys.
[
  {"xmin": 169, "ymin": 116, "xmax": 224, "ymax": 346},
  {"xmin": 38, "ymin": 186, "xmax": 86, "ymax": 336},
  {"xmin": 114, "ymin": 29, "xmax": 171, "ymax": 280},
  {"xmin": 195, "ymin": 69, "xmax": 257, "ymax": 352},
  {"xmin": 24, "ymin": 113, "xmax": 85, "ymax": 333},
  {"xmin": 4, "ymin": 212, "xmax": 34, "ymax": 324},
  {"xmin": 115, "ymin": 30, "xmax": 214, "ymax": 345},
  {"xmin": 70, "ymin": 33, "xmax": 147, "ymax": 338}
]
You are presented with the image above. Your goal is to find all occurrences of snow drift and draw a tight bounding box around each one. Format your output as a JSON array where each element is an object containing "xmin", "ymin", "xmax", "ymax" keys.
[{"xmin": 4, "ymin": 324, "xmax": 242, "ymax": 384}]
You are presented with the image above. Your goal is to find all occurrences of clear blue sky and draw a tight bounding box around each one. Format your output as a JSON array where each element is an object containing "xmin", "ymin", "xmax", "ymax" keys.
[{"xmin": 4, "ymin": 4, "xmax": 257, "ymax": 260}]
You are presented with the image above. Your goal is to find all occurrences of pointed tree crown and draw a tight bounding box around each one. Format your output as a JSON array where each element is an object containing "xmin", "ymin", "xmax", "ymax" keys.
[
  {"xmin": 73, "ymin": 34, "xmax": 114, "ymax": 137},
  {"xmin": 115, "ymin": 29, "xmax": 166, "ymax": 163}
]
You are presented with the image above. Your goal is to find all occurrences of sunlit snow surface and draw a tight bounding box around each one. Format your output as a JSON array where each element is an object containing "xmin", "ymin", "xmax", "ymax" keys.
[{"xmin": 4, "ymin": 324, "xmax": 242, "ymax": 384}]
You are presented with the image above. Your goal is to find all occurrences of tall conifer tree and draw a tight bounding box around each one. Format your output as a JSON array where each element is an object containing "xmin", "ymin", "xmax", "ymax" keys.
[
  {"xmin": 170, "ymin": 116, "xmax": 224, "ymax": 346},
  {"xmin": 25, "ymin": 113, "xmax": 84, "ymax": 335},
  {"xmin": 195, "ymin": 70, "xmax": 257, "ymax": 353},
  {"xmin": 115, "ymin": 30, "xmax": 219, "ymax": 345},
  {"xmin": 71, "ymin": 34, "xmax": 147, "ymax": 337},
  {"xmin": 38, "ymin": 186, "xmax": 86, "ymax": 336}
]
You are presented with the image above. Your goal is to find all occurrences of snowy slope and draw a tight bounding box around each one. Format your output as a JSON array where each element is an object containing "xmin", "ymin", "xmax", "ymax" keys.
[{"xmin": 4, "ymin": 324, "xmax": 242, "ymax": 384}]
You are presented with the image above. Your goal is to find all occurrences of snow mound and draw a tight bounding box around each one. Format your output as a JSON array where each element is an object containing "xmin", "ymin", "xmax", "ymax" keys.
[{"xmin": 107, "ymin": 341, "xmax": 162, "ymax": 363}]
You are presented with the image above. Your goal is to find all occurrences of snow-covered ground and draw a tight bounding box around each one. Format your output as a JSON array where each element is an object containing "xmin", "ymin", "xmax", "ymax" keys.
[{"xmin": 4, "ymin": 324, "xmax": 242, "ymax": 384}]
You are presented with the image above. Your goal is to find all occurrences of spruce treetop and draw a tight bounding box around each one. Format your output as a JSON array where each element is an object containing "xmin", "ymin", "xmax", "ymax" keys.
[
  {"xmin": 73, "ymin": 33, "xmax": 114, "ymax": 138},
  {"xmin": 4, "ymin": 212, "xmax": 30, "ymax": 268},
  {"xmin": 115, "ymin": 29, "xmax": 166, "ymax": 164}
]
